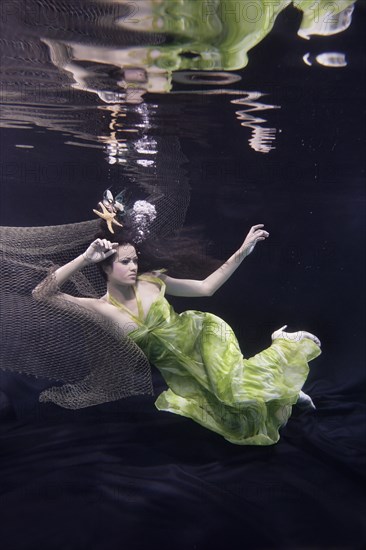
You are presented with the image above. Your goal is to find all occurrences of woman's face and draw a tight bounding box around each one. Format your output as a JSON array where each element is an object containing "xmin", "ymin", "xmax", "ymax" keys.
[{"xmin": 108, "ymin": 244, "xmax": 138, "ymax": 286}]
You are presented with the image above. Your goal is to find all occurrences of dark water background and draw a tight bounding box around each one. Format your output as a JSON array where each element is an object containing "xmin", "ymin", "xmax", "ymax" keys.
[{"xmin": 0, "ymin": 1, "xmax": 365, "ymax": 549}]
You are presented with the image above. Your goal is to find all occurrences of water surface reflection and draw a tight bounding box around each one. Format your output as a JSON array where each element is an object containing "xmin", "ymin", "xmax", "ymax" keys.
[{"xmin": 0, "ymin": 0, "xmax": 357, "ymax": 162}]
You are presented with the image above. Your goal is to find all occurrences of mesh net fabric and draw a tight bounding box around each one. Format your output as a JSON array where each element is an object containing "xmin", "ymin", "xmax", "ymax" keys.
[
  {"xmin": 0, "ymin": 181, "xmax": 190, "ymax": 409},
  {"xmin": 0, "ymin": 220, "xmax": 154, "ymax": 409}
]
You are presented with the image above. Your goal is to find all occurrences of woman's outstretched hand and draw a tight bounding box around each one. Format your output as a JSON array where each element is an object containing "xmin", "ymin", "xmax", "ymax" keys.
[
  {"xmin": 82, "ymin": 239, "xmax": 118, "ymax": 264},
  {"xmin": 240, "ymin": 224, "xmax": 269, "ymax": 257}
]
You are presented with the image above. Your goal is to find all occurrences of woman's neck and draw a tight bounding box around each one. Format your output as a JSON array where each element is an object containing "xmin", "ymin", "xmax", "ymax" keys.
[{"xmin": 107, "ymin": 282, "xmax": 136, "ymax": 304}]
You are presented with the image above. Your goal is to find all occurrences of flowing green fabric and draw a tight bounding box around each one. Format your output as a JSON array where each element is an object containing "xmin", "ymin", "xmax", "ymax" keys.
[{"xmin": 112, "ymin": 275, "xmax": 321, "ymax": 445}]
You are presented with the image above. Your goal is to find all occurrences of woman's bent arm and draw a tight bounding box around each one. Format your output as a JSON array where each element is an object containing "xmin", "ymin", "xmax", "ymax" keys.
[
  {"xmin": 161, "ymin": 225, "xmax": 269, "ymax": 297},
  {"xmin": 32, "ymin": 239, "xmax": 117, "ymax": 305}
]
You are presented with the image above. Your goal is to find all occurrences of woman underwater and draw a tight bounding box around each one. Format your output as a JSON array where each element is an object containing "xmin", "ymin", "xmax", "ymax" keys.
[{"xmin": 34, "ymin": 196, "xmax": 321, "ymax": 446}]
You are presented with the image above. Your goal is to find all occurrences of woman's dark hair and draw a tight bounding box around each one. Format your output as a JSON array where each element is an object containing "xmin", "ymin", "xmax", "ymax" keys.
[{"xmin": 95, "ymin": 221, "xmax": 221, "ymax": 281}]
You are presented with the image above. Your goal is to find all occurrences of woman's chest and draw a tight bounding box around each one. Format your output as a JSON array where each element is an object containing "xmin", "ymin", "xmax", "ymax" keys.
[
  {"xmin": 99, "ymin": 282, "xmax": 162, "ymax": 334},
  {"xmin": 97, "ymin": 302, "xmax": 140, "ymax": 335}
]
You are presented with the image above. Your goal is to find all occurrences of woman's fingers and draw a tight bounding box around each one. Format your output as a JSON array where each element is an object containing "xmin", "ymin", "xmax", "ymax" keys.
[
  {"xmin": 105, "ymin": 249, "xmax": 117, "ymax": 258},
  {"xmin": 254, "ymin": 232, "xmax": 269, "ymax": 240},
  {"xmin": 89, "ymin": 239, "xmax": 119, "ymax": 258},
  {"xmin": 252, "ymin": 233, "xmax": 268, "ymax": 243},
  {"xmin": 250, "ymin": 224, "xmax": 264, "ymax": 232},
  {"xmin": 99, "ymin": 239, "xmax": 117, "ymax": 251},
  {"xmin": 248, "ymin": 225, "xmax": 269, "ymax": 239}
]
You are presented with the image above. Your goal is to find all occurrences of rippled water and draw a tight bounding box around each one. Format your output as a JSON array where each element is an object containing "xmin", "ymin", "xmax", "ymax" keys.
[{"xmin": 0, "ymin": 0, "xmax": 360, "ymax": 208}]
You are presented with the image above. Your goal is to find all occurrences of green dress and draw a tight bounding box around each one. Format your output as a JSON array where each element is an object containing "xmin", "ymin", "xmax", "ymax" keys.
[{"xmin": 108, "ymin": 274, "xmax": 321, "ymax": 446}]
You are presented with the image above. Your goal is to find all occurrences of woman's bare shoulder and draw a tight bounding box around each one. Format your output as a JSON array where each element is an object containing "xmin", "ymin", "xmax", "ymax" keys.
[
  {"xmin": 137, "ymin": 273, "xmax": 163, "ymax": 294},
  {"xmin": 138, "ymin": 271, "xmax": 164, "ymax": 283}
]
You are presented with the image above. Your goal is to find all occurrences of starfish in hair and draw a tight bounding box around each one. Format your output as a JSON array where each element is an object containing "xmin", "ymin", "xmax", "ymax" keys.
[{"xmin": 93, "ymin": 202, "xmax": 123, "ymax": 234}]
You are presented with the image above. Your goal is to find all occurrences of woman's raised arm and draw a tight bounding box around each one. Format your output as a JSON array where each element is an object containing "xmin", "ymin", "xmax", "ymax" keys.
[
  {"xmin": 161, "ymin": 225, "xmax": 269, "ymax": 297},
  {"xmin": 32, "ymin": 239, "xmax": 118, "ymax": 304}
]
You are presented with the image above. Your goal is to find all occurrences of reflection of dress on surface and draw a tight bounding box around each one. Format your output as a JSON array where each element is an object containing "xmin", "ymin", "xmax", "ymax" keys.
[{"xmin": 109, "ymin": 275, "xmax": 321, "ymax": 445}]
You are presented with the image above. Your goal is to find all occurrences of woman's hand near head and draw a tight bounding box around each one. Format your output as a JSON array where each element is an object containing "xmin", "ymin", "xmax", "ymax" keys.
[
  {"xmin": 83, "ymin": 239, "xmax": 118, "ymax": 264},
  {"xmin": 240, "ymin": 224, "xmax": 269, "ymax": 257}
]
